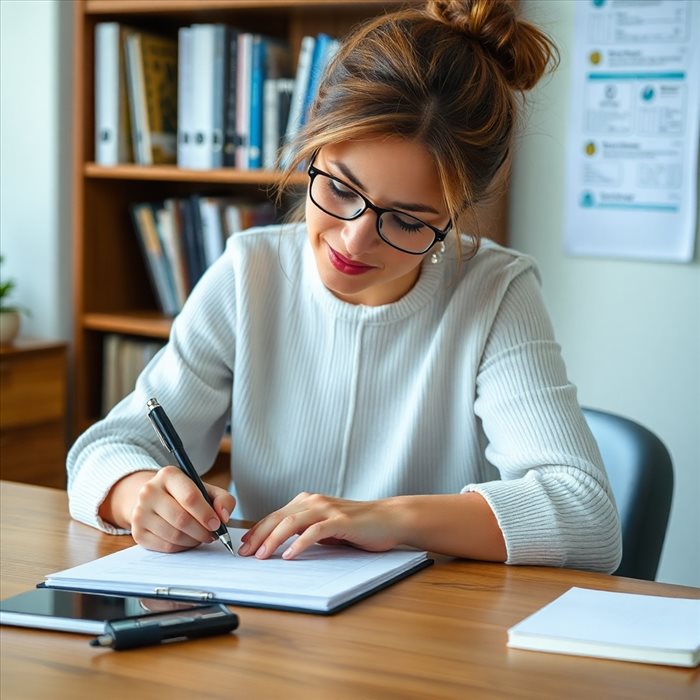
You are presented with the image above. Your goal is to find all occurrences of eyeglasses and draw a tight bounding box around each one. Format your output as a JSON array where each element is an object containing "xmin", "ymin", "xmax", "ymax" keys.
[{"xmin": 307, "ymin": 162, "xmax": 452, "ymax": 255}]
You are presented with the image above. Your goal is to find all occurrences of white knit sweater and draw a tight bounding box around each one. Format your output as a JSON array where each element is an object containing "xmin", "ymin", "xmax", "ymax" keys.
[{"xmin": 67, "ymin": 225, "xmax": 622, "ymax": 572}]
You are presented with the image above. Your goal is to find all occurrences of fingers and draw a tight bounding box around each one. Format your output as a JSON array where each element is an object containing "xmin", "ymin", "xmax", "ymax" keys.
[
  {"xmin": 205, "ymin": 483, "xmax": 236, "ymax": 527},
  {"xmin": 240, "ymin": 493, "xmax": 350, "ymax": 560},
  {"xmin": 130, "ymin": 466, "xmax": 236, "ymax": 553}
]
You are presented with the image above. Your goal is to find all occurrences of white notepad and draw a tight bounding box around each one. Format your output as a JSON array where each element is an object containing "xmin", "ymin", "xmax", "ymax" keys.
[
  {"xmin": 43, "ymin": 528, "xmax": 431, "ymax": 614},
  {"xmin": 508, "ymin": 587, "xmax": 700, "ymax": 667}
]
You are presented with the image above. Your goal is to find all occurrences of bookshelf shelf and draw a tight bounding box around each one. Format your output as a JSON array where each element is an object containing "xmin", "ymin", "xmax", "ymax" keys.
[
  {"xmin": 82, "ymin": 312, "xmax": 172, "ymax": 339},
  {"xmin": 85, "ymin": 1, "xmax": 405, "ymax": 15},
  {"xmin": 84, "ymin": 163, "xmax": 305, "ymax": 185}
]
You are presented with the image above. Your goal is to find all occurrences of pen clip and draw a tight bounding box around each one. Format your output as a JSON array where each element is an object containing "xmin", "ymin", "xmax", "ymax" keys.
[
  {"xmin": 154, "ymin": 587, "xmax": 215, "ymax": 601},
  {"xmin": 147, "ymin": 413, "xmax": 170, "ymax": 452}
]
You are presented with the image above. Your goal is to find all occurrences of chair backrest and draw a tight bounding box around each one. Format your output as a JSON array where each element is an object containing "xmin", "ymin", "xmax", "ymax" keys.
[{"xmin": 582, "ymin": 408, "xmax": 673, "ymax": 581}]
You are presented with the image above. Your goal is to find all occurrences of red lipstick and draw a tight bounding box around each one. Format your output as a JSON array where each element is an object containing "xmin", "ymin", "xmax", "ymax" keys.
[{"xmin": 327, "ymin": 245, "xmax": 375, "ymax": 275}]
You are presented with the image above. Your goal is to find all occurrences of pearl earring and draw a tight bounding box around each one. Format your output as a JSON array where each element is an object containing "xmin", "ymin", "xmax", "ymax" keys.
[{"xmin": 430, "ymin": 241, "xmax": 446, "ymax": 264}]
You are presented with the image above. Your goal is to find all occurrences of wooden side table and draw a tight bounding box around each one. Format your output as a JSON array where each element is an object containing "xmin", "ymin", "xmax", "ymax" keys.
[{"xmin": 0, "ymin": 338, "xmax": 68, "ymax": 488}]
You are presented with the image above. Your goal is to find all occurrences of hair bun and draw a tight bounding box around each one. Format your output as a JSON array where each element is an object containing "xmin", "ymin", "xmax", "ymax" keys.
[{"xmin": 426, "ymin": 0, "xmax": 557, "ymax": 91}]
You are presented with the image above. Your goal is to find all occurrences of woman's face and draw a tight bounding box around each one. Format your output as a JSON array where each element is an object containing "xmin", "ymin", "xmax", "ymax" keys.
[{"xmin": 306, "ymin": 137, "xmax": 449, "ymax": 306}]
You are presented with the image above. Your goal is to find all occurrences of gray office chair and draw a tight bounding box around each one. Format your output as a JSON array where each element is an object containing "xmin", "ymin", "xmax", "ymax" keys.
[{"xmin": 583, "ymin": 408, "xmax": 673, "ymax": 581}]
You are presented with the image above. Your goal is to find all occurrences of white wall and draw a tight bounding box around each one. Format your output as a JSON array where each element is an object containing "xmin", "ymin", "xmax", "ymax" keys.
[
  {"xmin": 513, "ymin": 1, "xmax": 700, "ymax": 587},
  {"xmin": 0, "ymin": 0, "xmax": 72, "ymax": 341},
  {"xmin": 1, "ymin": 0, "xmax": 697, "ymax": 587}
]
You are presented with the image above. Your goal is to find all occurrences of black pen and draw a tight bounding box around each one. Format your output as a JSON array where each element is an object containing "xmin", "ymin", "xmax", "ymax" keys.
[
  {"xmin": 89, "ymin": 605, "xmax": 239, "ymax": 651},
  {"xmin": 146, "ymin": 397, "xmax": 235, "ymax": 555}
]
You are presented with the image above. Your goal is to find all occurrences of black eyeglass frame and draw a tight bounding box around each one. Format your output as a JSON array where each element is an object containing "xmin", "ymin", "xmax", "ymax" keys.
[{"xmin": 307, "ymin": 162, "xmax": 452, "ymax": 255}]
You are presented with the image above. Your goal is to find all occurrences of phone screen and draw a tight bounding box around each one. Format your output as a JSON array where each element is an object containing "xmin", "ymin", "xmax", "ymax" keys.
[{"xmin": 0, "ymin": 588, "xmax": 207, "ymax": 634}]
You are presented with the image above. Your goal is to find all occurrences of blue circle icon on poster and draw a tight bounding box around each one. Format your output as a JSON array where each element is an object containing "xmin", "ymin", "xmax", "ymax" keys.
[
  {"xmin": 581, "ymin": 192, "xmax": 595, "ymax": 207},
  {"xmin": 642, "ymin": 86, "xmax": 655, "ymax": 101},
  {"xmin": 592, "ymin": 0, "xmax": 606, "ymax": 7}
]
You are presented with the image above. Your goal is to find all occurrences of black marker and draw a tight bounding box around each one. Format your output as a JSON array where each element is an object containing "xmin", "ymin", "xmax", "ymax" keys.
[
  {"xmin": 90, "ymin": 605, "xmax": 239, "ymax": 651},
  {"xmin": 146, "ymin": 397, "xmax": 235, "ymax": 555}
]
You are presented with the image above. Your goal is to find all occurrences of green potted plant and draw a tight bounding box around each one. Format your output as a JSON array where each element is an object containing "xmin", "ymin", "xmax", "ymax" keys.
[{"xmin": 0, "ymin": 256, "xmax": 27, "ymax": 345}]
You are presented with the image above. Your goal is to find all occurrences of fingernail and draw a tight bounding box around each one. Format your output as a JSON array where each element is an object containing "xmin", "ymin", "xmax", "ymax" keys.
[
  {"xmin": 207, "ymin": 517, "xmax": 219, "ymax": 530},
  {"xmin": 238, "ymin": 542, "xmax": 250, "ymax": 555},
  {"xmin": 220, "ymin": 509, "xmax": 230, "ymax": 523},
  {"xmin": 282, "ymin": 547, "xmax": 294, "ymax": 559},
  {"xmin": 255, "ymin": 544, "xmax": 267, "ymax": 559}
]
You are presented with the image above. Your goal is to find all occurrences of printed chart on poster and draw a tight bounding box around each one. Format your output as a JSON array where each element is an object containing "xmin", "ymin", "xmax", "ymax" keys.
[{"xmin": 564, "ymin": 0, "xmax": 699, "ymax": 262}]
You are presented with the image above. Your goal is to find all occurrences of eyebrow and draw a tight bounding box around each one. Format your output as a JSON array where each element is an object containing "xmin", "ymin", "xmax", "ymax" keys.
[{"xmin": 330, "ymin": 160, "xmax": 441, "ymax": 215}]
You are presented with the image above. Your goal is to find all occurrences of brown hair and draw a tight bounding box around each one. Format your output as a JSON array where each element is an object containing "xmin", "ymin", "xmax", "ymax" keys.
[{"xmin": 276, "ymin": 0, "xmax": 558, "ymax": 258}]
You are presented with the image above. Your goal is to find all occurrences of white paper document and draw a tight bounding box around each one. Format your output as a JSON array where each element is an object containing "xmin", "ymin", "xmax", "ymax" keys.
[
  {"xmin": 44, "ymin": 528, "xmax": 430, "ymax": 614},
  {"xmin": 508, "ymin": 587, "xmax": 700, "ymax": 667},
  {"xmin": 564, "ymin": 0, "xmax": 700, "ymax": 262}
]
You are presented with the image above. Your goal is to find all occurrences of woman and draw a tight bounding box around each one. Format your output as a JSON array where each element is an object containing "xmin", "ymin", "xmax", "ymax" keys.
[{"xmin": 67, "ymin": 0, "xmax": 622, "ymax": 572}]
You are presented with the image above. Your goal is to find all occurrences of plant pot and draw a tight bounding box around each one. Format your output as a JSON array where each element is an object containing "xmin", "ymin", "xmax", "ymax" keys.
[{"xmin": 0, "ymin": 310, "xmax": 21, "ymax": 345}]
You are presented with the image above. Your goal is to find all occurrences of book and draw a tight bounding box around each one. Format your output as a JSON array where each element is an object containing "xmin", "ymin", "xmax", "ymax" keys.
[
  {"xmin": 140, "ymin": 33, "xmax": 178, "ymax": 164},
  {"xmin": 101, "ymin": 334, "xmax": 165, "ymax": 415},
  {"xmin": 249, "ymin": 36, "xmax": 291, "ymax": 169},
  {"xmin": 176, "ymin": 27, "xmax": 193, "ymax": 167},
  {"xmin": 222, "ymin": 30, "xmax": 240, "ymax": 167},
  {"xmin": 235, "ymin": 33, "xmax": 254, "ymax": 169},
  {"xmin": 130, "ymin": 203, "xmax": 179, "ymax": 315},
  {"xmin": 124, "ymin": 33, "xmax": 149, "ymax": 164},
  {"xmin": 43, "ymin": 529, "xmax": 432, "ymax": 614},
  {"xmin": 94, "ymin": 22, "xmax": 133, "ymax": 165},
  {"xmin": 189, "ymin": 24, "xmax": 227, "ymax": 169},
  {"xmin": 301, "ymin": 33, "xmax": 338, "ymax": 124},
  {"xmin": 281, "ymin": 34, "xmax": 315, "ymax": 167},
  {"xmin": 507, "ymin": 587, "xmax": 700, "ymax": 668},
  {"xmin": 124, "ymin": 31, "xmax": 178, "ymax": 165}
]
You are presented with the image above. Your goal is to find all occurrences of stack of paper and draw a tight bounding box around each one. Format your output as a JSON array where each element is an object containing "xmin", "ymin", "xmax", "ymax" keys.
[{"xmin": 508, "ymin": 587, "xmax": 700, "ymax": 667}]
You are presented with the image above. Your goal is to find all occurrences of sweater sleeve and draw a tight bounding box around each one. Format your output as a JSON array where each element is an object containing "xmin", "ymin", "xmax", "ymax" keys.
[
  {"xmin": 66, "ymin": 250, "xmax": 237, "ymax": 534},
  {"xmin": 464, "ymin": 266, "xmax": 622, "ymax": 573}
]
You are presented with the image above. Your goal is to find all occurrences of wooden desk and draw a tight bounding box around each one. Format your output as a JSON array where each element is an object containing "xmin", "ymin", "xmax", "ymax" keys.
[{"xmin": 1, "ymin": 482, "xmax": 698, "ymax": 700}]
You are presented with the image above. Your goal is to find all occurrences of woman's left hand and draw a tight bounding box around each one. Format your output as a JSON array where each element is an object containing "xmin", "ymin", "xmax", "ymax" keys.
[{"xmin": 238, "ymin": 492, "xmax": 403, "ymax": 560}]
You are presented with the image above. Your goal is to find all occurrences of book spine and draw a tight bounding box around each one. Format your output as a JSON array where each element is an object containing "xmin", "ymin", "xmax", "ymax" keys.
[
  {"xmin": 187, "ymin": 194, "xmax": 209, "ymax": 278},
  {"xmin": 190, "ymin": 24, "xmax": 216, "ymax": 170},
  {"xmin": 124, "ymin": 33, "xmax": 151, "ymax": 165},
  {"xmin": 198, "ymin": 198, "xmax": 225, "ymax": 268},
  {"xmin": 177, "ymin": 27, "xmax": 193, "ymax": 168},
  {"xmin": 223, "ymin": 30, "xmax": 239, "ymax": 167},
  {"xmin": 94, "ymin": 23, "xmax": 120, "ymax": 165},
  {"xmin": 301, "ymin": 33, "xmax": 332, "ymax": 125},
  {"xmin": 281, "ymin": 35, "xmax": 315, "ymax": 167},
  {"xmin": 262, "ymin": 78, "xmax": 280, "ymax": 170},
  {"xmin": 156, "ymin": 201, "xmax": 187, "ymax": 308},
  {"xmin": 178, "ymin": 198, "xmax": 205, "ymax": 289},
  {"xmin": 130, "ymin": 203, "xmax": 175, "ymax": 315},
  {"xmin": 248, "ymin": 35, "xmax": 266, "ymax": 169},
  {"xmin": 211, "ymin": 24, "xmax": 226, "ymax": 169},
  {"xmin": 235, "ymin": 33, "xmax": 253, "ymax": 170},
  {"xmin": 140, "ymin": 34, "xmax": 178, "ymax": 164}
]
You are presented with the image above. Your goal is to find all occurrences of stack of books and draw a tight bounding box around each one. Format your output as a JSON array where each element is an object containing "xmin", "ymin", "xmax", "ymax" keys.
[
  {"xmin": 130, "ymin": 197, "xmax": 276, "ymax": 316},
  {"xmin": 94, "ymin": 23, "xmax": 338, "ymax": 170}
]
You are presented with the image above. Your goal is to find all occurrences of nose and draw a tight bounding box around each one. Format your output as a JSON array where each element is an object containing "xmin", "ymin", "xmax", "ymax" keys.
[{"xmin": 341, "ymin": 210, "xmax": 379, "ymax": 256}]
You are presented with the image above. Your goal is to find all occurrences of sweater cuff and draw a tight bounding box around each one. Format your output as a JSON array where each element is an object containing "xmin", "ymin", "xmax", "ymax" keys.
[
  {"xmin": 461, "ymin": 478, "xmax": 568, "ymax": 567},
  {"xmin": 68, "ymin": 444, "xmax": 160, "ymax": 535}
]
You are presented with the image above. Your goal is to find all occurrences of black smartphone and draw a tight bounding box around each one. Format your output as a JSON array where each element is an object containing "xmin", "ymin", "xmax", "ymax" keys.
[{"xmin": 0, "ymin": 588, "xmax": 210, "ymax": 634}]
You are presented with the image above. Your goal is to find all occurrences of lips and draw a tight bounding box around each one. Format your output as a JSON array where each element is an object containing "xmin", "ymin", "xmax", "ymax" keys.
[{"xmin": 327, "ymin": 245, "xmax": 376, "ymax": 275}]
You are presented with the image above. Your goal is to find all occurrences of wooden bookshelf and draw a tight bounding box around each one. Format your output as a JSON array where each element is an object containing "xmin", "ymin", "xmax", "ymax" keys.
[{"xmin": 71, "ymin": 0, "xmax": 507, "ymax": 453}]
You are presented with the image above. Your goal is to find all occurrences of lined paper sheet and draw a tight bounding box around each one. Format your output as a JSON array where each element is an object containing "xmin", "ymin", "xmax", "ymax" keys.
[{"xmin": 44, "ymin": 528, "xmax": 430, "ymax": 613}]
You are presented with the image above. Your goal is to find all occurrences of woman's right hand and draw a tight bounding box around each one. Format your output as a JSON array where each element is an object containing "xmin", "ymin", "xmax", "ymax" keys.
[{"xmin": 99, "ymin": 467, "xmax": 236, "ymax": 553}]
